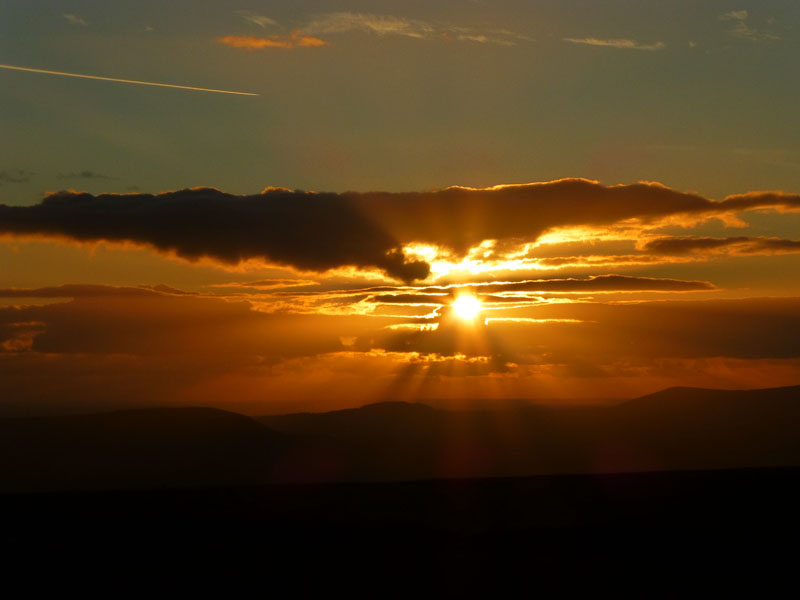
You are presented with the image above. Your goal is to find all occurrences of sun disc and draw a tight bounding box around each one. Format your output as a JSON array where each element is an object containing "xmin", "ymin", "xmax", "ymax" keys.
[{"xmin": 453, "ymin": 295, "xmax": 482, "ymax": 321}]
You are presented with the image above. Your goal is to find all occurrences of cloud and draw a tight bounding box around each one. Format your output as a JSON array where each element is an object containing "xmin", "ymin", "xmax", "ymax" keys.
[
  {"xmin": 0, "ymin": 321, "xmax": 43, "ymax": 352},
  {"xmin": 303, "ymin": 12, "xmax": 526, "ymax": 46},
  {"xmin": 0, "ymin": 284, "xmax": 196, "ymax": 298},
  {"xmin": 139, "ymin": 284, "xmax": 198, "ymax": 296},
  {"xmin": 0, "ymin": 169, "xmax": 34, "ymax": 184},
  {"xmin": 366, "ymin": 294, "xmax": 447, "ymax": 306},
  {"xmin": 304, "ymin": 12, "xmax": 435, "ymax": 39},
  {"xmin": 62, "ymin": 14, "xmax": 87, "ymax": 26},
  {"xmin": 209, "ymin": 279, "xmax": 320, "ymax": 290},
  {"xmin": 512, "ymin": 298, "xmax": 800, "ymax": 361},
  {"xmin": 720, "ymin": 10, "xmax": 779, "ymax": 41},
  {"xmin": 236, "ymin": 11, "xmax": 277, "ymax": 28},
  {"xmin": 434, "ymin": 275, "xmax": 716, "ymax": 293},
  {"xmin": 532, "ymin": 254, "xmax": 688, "ymax": 269},
  {"xmin": 2, "ymin": 180, "xmax": 798, "ymax": 281},
  {"xmin": 373, "ymin": 297, "xmax": 800, "ymax": 363},
  {"xmin": 353, "ymin": 180, "xmax": 799, "ymax": 255},
  {"xmin": 219, "ymin": 31, "xmax": 328, "ymax": 49},
  {"xmin": 0, "ymin": 291, "xmax": 395, "ymax": 359},
  {"xmin": 0, "ymin": 284, "xmax": 160, "ymax": 298},
  {"xmin": 641, "ymin": 236, "xmax": 800, "ymax": 255},
  {"xmin": 57, "ymin": 170, "xmax": 114, "ymax": 180},
  {"xmin": 563, "ymin": 37, "xmax": 665, "ymax": 51},
  {"xmin": 721, "ymin": 190, "xmax": 800, "ymax": 210},
  {"xmin": 721, "ymin": 10, "xmax": 749, "ymax": 21},
  {"xmin": 365, "ymin": 276, "xmax": 716, "ymax": 306},
  {"xmin": 0, "ymin": 187, "xmax": 429, "ymax": 281}
]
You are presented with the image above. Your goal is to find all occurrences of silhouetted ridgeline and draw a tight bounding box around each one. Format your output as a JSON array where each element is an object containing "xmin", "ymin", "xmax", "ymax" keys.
[{"xmin": 0, "ymin": 384, "xmax": 798, "ymax": 493}]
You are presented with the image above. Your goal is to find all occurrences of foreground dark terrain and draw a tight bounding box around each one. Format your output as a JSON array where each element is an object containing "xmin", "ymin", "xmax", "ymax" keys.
[
  {"xmin": 2, "ymin": 385, "xmax": 798, "ymax": 592},
  {"xmin": 2, "ymin": 467, "xmax": 798, "ymax": 592}
]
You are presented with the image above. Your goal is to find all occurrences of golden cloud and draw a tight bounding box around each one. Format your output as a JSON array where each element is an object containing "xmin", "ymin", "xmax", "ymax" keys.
[{"xmin": 219, "ymin": 31, "xmax": 328, "ymax": 49}]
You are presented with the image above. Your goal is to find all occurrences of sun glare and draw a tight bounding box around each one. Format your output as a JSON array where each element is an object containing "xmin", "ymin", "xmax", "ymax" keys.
[{"xmin": 452, "ymin": 295, "xmax": 482, "ymax": 321}]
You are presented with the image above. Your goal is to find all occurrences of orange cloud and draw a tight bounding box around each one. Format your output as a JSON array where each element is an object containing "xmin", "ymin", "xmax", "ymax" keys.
[
  {"xmin": 1, "ymin": 290, "xmax": 800, "ymax": 415},
  {"xmin": 219, "ymin": 31, "xmax": 328, "ymax": 49}
]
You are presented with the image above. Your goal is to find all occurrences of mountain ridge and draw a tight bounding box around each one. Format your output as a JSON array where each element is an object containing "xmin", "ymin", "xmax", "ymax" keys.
[{"xmin": 0, "ymin": 384, "xmax": 798, "ymax": 493}]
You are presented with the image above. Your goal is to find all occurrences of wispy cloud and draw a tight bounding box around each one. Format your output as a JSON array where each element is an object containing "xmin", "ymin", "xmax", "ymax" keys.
[
  {"xmin": 0, "ymin": 169, "xmax": 34, "ymax": 184},
  {"xmin": 0, "ymin": 63, "xmax": 258, "ymax": 96},
  {"xmin": 305, "ymin": 12, "xmax": 435, "ymax": 39},
  {"xmin": 720, "ymin": 9, "xmax": 780, "ymax": 41},
  {"xmin": 563, "ymin": 37, "xmax": 665, "ymax": 51},
  {"xmin": 209, "ymin": 279, "xmax": 320, "ymax": 290},
  {"xmin": 62, "ymin": 14, "xmax": 87, "ymax": 26},
  {"xmin": 57, "ymin": 170, "xmax": 114, "ymax": 181},
  {"xmin": 235, "ymin": 10, "xmax": 277, "ymax": 28},
  {"xmin": 219, "ymin": 31, "xmax": 328, "ymax": 50},
  {"xmin": 303, "ymin": 12, "xmax": 527, "ymax": 46},
  {"xmin": 722, "ymin": 9, "xmax": 749, "ymax": 21}
]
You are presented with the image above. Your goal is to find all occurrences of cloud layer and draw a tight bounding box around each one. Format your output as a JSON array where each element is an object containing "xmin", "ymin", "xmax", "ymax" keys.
[
  {"xmin": 2, "ymin": 180, "xmax": 799, "ymax": 281},
  {"xmin": 2, "ymin": 289, "xmax": 798, "ymax": 414}
]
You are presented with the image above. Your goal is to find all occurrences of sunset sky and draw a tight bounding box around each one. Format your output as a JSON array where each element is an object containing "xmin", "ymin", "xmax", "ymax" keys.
[{"xmin": 1, "ymin": 1, "xmax": 799, "ymax": 415}]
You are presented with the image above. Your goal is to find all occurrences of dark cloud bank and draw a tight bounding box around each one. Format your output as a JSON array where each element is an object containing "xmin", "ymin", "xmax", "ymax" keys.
[
  {"xmin": 1, "ymin": 180, "xmax": 798, "ymax": 280},
  {"xmin": 642, "ymin": 236, "xmax": 800, "ymax": 255}
]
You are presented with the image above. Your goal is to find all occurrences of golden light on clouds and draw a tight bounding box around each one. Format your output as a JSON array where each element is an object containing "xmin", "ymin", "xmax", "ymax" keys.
[
  {"xmin": 1, "ymin": 176, "xmax": 799, "ymax": 414},
  {"xmin": 219, "ymin": 31, "xmax": 329, "ymax": 49}
]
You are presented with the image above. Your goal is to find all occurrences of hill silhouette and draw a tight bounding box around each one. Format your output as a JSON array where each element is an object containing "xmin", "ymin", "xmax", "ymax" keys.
[
  {"xmin": 259, "ymin": 384, "xmax": 800, "ymax": 480},
  {"xmin": 0, "ymin": 385, "xmax": 798, "ymax": 493},
  {"xmin": 622, "ymin": 383, "xmax": 800, "ymax": 411},
  {"xmin": 0, "ymin": 407, "xmax": 286, "ymax": 492}
]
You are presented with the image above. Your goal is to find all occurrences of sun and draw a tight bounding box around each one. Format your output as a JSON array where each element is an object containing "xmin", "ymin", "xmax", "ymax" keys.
[{"xmin": 452, "ymin": 295, "xmax": 482, "ymax": 321}]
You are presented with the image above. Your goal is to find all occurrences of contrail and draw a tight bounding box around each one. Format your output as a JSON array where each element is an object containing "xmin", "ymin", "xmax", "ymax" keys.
[{"xmin": 0, "ymin": 63, "xmax": 259, "ymax": 96}]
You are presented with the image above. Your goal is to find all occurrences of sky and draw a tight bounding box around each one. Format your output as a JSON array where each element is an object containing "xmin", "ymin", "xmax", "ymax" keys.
[{"xmin": 1, "ymin": 1, "xmax": 799, "ymax": 415}]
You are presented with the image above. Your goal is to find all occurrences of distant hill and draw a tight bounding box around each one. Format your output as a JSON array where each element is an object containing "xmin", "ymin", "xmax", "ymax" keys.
[
  {"xmin": 259, "ymin": 384, "xmax": 800, "ymax": 480},
  {"xmin": 260, "ymin": 401, "xmax": 442, "ymax": 438},
  {"xmin": 0, "ymin": 385, "xmax": 798, "ymax": 493},
  {"xmin": 0, "ymin": 407, "xmax": 287, "ymax": 492}
]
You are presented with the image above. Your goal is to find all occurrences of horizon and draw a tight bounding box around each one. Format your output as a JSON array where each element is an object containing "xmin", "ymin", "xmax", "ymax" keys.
[{"xmin": 2, "ymin": 382, "xmax": 799, "ymax": 420}]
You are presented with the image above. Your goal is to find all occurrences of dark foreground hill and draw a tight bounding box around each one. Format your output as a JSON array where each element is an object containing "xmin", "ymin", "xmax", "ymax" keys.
[
  {"xmin": 2, "ymin": 389, "xmax": 800, "ymax": 592},
  {"xmin": 2, "ymin": 467, "xmax": 799, "ymax": 593},
  {"xmin": 0, "ymin": 384, "xmax": 798, "ymax": 493}
]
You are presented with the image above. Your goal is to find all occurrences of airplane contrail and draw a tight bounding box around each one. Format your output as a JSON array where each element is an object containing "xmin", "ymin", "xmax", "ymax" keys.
[{"xmin": 0, "ymin": 63, "xmax": 259, "ymax": 96}]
